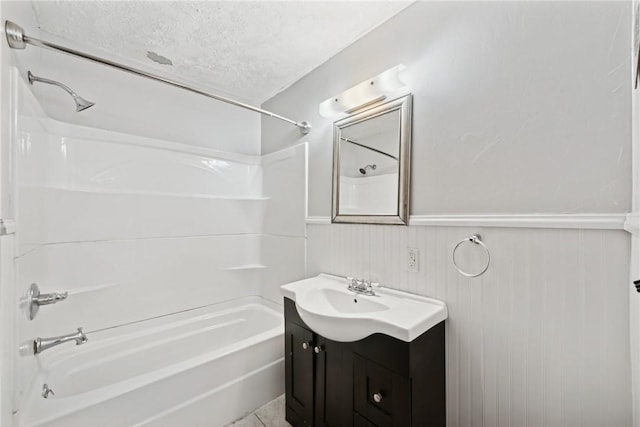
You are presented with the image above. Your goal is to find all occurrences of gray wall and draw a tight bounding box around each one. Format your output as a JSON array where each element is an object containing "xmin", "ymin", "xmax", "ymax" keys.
[{"xmin": 261, "ymin": 1, "xmax": 631, "ymax": 216}]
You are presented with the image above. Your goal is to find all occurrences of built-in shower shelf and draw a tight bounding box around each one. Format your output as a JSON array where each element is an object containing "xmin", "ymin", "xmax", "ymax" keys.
[
  {"xmin": 29, "ymin": 186, "xmax": 270, "ymax": 201},
  {"xmin": 223, "ymin": 264, "xmax": 267, "ymax": 271}
]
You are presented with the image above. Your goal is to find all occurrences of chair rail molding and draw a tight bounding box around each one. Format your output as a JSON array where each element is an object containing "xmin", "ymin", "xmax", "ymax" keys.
[
  {"xmin": 624, "ymin": 212, "xmax": 640, "ymax": 236},
  {"xmin": 306, "ymin": 213, "xmax": 629, "ymax": 230}
]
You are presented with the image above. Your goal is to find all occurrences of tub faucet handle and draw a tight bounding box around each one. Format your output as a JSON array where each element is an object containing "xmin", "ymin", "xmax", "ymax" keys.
[
  {"xmin": 76, "ymin": 328, "xmax": 88, "ymax": 345},
  {"xmin": 26, "ymin": 283, "xmax": 69, "ymax": 320},
  {"xmin": 36, "ymin": 291, "xmax": 68, "ymax": 305}
]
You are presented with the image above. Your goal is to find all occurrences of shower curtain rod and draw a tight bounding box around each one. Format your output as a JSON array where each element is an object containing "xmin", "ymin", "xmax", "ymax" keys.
[
  {"xmin": 4, "ymin": 21, "xmax": 311, "ymax": 135},
  {"xmin": 340, "ymin": 137, "xmax": 398, "ymax": 160}
]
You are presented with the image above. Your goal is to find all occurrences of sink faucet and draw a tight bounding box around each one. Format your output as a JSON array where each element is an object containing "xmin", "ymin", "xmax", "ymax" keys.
[
  {"xmin": 347, "ymin": 277, "xmax": 376, "ymax": 296},
  {"xmin": 34, "ymin": 327, "xmax": 88, "ymax": 354}
]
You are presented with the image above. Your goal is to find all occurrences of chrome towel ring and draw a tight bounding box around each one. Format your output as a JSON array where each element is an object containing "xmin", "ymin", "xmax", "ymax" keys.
[{"xmin": 452, "ymin": 235, "xmax": 490, "ymax": 277}]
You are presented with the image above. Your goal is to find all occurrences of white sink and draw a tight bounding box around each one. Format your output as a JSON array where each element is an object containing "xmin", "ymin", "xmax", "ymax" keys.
[{"xmin": 280, "ymin": 274, "xmax": 448, "ymax": 342}]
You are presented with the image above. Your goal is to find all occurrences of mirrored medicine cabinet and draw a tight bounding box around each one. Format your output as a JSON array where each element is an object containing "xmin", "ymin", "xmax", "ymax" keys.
[{"xmin": 331, "ymin": 94, "xmax": 412, "ymax": 225}]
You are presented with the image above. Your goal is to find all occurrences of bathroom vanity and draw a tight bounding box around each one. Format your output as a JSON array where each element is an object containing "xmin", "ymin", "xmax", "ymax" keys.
[{"xmin": 281, "ymin": 275, "xmax": 447, "ymax": 427}]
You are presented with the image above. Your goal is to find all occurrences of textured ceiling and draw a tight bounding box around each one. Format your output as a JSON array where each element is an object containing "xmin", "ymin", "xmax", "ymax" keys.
[{"xmin": 31, "ymin": 1, "xmax": 411, "ymax": 104}]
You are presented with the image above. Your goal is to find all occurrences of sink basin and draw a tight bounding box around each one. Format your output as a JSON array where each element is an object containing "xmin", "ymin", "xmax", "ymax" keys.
[
  {"xmin": 280, "ymin": 274, "xmax": 448, "ymax": 342},
  {"xmin": 308, "ymin": 288, "xmax": 389, "ymax": 314}
]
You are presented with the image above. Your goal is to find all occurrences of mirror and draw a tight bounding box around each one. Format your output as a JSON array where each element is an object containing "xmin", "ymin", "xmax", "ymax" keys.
[{"xmin": 332, "ymin": 94, "xmax": 412, "ymax": 224}]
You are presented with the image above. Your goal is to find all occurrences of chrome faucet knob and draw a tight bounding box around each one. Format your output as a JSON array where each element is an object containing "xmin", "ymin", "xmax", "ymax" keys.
[
  {"xmin": 26, "ymin": 283, "xmax": 69, "ymax": 320},
  {"xmin": 36, "ymin": 292, "xmax": 68, "ymax": 305},
  {"xmin": 76, "ymin": 328, "xmax": 88, "ymax": 345}
]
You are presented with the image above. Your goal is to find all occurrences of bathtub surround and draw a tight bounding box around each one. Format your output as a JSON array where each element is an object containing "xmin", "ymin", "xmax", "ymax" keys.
[
  {"xmin": 8, "ymin": 73, "xmax": 307, "ymax": 424},
  {"xmin": 261, "ymin": 145, "xmax": 307, "ymax": 304},
  {"xmin": 0, "ymin": 3, "xmax": 41, "ymax": 426},
  {"xmin": 262, "ymin": 1, "xmax": 635, "ymax": 426},
  {"xmin": 0, "ymin": 231, "xmax": 16, "ymax": 427}
]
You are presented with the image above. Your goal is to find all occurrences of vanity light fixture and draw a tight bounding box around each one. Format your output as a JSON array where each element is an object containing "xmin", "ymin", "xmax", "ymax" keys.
[{"xmin": 318, "ymin": 65, "xmax": 407, "ymax": 118}]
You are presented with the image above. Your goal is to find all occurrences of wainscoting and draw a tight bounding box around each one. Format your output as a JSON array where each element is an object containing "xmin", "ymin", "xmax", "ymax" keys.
[{"xmin": 306, "ymin": 223, "xmax": 631, "ymax": 427}]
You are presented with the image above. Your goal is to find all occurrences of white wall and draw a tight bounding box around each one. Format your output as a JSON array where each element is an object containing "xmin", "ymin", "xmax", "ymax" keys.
[{"xmin": 261, "ymin": 1, "xmax": 634, "ymax": 426}]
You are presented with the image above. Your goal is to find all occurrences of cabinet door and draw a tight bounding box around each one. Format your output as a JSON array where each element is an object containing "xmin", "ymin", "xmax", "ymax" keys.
[
  {"xmin": 285, "ymin": 322, "xmax": 315, "ymax": 426},
  {"xmin": 353, "ymin": 354, "xmax": 411, "ymax": 427},
  {"xmin": 354, "ymin": 412, "xmax": 377, "ymax": 427},
  {"xmin": 314, "ymin": 335, "xmax": 352, "ymax": 427}
]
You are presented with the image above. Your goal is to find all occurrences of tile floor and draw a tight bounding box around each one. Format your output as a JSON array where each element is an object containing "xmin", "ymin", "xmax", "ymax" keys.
[{"xmin": 225, "ymin": 394, "xmax": 291, "ymax": 427}]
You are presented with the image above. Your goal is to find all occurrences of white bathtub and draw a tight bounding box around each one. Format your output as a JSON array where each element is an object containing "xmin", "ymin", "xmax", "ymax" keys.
[{"xmin": 18, "ymin": 297, "xmax": 284, "ymax": 427}]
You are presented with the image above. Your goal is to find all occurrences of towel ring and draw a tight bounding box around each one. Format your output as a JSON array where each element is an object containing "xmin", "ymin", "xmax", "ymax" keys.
[{"xmin": 452, "ymin": 235, "xmax": 490, "ymax": 277}]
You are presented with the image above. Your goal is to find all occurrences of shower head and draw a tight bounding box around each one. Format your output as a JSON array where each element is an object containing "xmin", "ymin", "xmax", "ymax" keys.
[
  {"xmin": 73, "ymin": 96, "xmax": 95, "ymax": 112},
  {"xmin": 28, "ymin": 71, "xmax": 95, "ymax": 112},
  {"xmin": 359, "ymin": 164, "xmax": 377, "ymax": 175}
]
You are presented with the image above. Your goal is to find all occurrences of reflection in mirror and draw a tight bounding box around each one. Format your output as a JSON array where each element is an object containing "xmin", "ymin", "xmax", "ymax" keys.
[
  {"xmin": 332, "ymin": 94, "xmax": 412, "ymax": 225},
  {"xmin": 339, "ymin": 110, "xmax": 400, "ymax": 215}
]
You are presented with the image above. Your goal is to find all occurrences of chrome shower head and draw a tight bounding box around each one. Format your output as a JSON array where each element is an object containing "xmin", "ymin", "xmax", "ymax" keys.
[
  {"xmin": 73, "ymin": 95, "xmax": 95, "ymax": 112},
  {"xmin": 28, "ymin": 71, "xmax": 95, "ymax": 112},
  {"xmin": 359, "ymin": 164, "xmax": 377, "ymax": 175}
]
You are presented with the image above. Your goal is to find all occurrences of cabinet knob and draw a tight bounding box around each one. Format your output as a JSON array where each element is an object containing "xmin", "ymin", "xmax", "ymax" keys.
[
  {"xmin": 314, "ymin": 345, "xmax": 324, "ymax": 354},
  {"xmin": 302, "ymin": 342, "xmax": 311, "ymax": 350},
  {"xmin": 373, "ymin": 392, "xmax": 383, "ymax": 403}
]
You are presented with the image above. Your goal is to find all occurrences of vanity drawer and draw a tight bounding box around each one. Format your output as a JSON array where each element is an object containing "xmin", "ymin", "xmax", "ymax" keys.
[{"xmin": 353, "ymin": 354, "xmax": 411, "ymax": 427}]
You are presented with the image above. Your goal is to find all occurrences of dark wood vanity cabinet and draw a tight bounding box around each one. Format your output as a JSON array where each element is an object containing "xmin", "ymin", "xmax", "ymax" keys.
[{"xmin": 284, "ymin": 298, "xmax": 445, "ymax": 427}]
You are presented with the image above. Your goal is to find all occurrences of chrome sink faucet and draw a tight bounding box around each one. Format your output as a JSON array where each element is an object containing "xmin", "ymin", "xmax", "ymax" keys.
[
  {"xmin": 34, "ymin": 327, "xmax": 88, "ymax": 354},
  {"xmin": 347, "ymin": 277, "xmax": 377, "ymax": 296}
]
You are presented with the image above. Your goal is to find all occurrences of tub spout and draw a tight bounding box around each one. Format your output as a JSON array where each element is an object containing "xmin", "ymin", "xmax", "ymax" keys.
[{"xmin": 34, "ymin": 327, "xmax": 87, "ymax": 354}]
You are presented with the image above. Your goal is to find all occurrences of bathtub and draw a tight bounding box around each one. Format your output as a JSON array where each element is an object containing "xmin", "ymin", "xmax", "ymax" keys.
[{"xmin": 18, "ymin": 297, "xmax": 284, "ymax": 427}]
